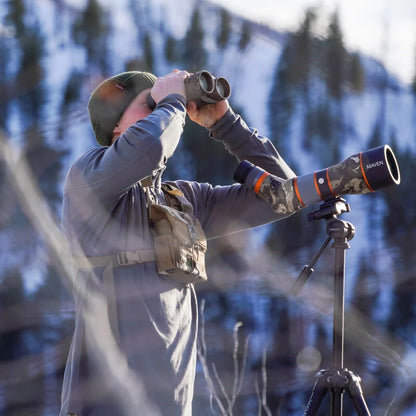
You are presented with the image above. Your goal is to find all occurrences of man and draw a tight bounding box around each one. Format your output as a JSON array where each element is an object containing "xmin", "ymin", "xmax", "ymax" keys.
[{"xmin": 60, "ymin": 69, "xmax": 295, "ymax": 416}]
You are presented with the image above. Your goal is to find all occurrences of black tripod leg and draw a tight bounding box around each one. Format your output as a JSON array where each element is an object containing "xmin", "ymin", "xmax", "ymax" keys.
[
  {"xmin": 304, "ymin": 373, "xmax": 328, "ymax": 416},
  {"xmin": 346, "ymin": 372, "xmax": 372, "ymax": 416},
  {"xmin": 329, "ymin": 388, "xmax": 344, "ymax": 416},
  {"xmin": 290, "ymin": 236, "xmax": 332, "ymax": 296}
]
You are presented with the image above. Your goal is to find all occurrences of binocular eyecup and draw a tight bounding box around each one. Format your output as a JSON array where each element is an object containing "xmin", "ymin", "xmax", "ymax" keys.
[{"xmin": 146, "ymin": 70, "xmax": 231, "ymax": 110}]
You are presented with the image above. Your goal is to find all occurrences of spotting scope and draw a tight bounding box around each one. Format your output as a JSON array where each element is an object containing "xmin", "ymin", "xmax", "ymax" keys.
[{"xmin": 234, "ymin": 145, "xmax": 400, "ymax": 215}]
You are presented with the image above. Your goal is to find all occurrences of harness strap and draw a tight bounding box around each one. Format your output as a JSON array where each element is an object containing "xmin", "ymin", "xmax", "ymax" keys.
[
  {"xmin": 72, "ymin": 183, "xmax": 191, "ymax": 341},
  {"xmin": 161, "ymin": 183, "xmax": 194, "ymax": 215},
  {"xmin": 73, "ymin": 249, "xmax": 156, "ymax": 342},
  {"xmin": 74, "ymin": 249, "xmax": 156, "ymax": 269}
]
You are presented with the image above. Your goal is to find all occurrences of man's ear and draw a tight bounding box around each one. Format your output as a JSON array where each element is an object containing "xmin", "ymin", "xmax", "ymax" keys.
[
  {"xmin": 113, "ymin": 123, "xmax": 121, "ymax": 135},
  {"xmin": 111, "ymin": 123, "xmax": 121, "ymax": 145}
]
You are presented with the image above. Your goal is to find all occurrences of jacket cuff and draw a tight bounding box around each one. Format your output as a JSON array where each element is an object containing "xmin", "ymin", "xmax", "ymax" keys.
[
  {"xmin": 157, "ymin": 93, "xmax": 187, "ymax": 108},
  {"xmin": 208, "ymin": 108, "xmax": 238, "ymax": 141}
]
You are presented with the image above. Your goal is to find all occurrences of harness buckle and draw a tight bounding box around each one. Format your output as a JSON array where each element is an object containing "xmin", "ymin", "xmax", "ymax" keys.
[{"xmin": 116, "ymin": 251, "xmax": 138, "ymax": 266}]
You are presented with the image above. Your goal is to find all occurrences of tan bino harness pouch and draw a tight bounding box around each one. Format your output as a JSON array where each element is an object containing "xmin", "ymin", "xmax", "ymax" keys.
[{"xmin": 148, "ymin": 184, "xmax": 207, "ymax": 284}]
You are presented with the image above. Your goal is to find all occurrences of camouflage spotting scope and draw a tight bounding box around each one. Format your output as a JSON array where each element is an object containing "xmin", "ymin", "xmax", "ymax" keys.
[
  {"xmin": 146, "ymin": 70, "xmax": 231, "ymax": 110},
  {"xmin": 234, "ymin": 145, "xmax": 401, "ymax": 215}
]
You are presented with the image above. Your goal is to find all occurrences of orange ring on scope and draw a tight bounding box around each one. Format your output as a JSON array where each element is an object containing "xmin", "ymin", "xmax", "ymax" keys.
[
  {"xmin": 326, "ymin": 169, "xmax": 337, "ymax": 197},
  {"xmin": 359, "ymin": 152, "xmax": 374, "ymax": 192},
  {"xmin": 254, "ymin": 172, "xmax": 269, "ymax": 194},
  {"xmin": 293, "ymin": 177, "xmax": 306, "ymax": 207}
]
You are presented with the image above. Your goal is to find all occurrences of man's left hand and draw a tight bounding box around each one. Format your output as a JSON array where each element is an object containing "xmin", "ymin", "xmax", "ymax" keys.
[{"xmin": 186, "ymin": 99, "xmax": 229, "ymax": 129}]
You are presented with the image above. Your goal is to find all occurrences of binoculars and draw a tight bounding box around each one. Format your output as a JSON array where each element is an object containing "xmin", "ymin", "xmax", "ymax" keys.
[{"xmin": 146, "ymin": 70, "xmax": 231, "ymax": 110}]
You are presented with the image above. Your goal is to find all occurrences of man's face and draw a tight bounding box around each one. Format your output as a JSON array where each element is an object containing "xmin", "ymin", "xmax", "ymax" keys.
[{"xmin": 112, "ymin": 88, "xmax": 152, "ymax": 141}]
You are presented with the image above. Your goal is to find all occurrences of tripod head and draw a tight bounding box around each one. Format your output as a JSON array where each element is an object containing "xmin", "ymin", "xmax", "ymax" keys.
[
  {"xmin": 308, "ymin": 198, "xmax": 355, "ymax": 243},
  {"xmin": 289, "ymin": 198, "xmax": 355, "ymax": 297},
  {"xmin": 308, "ymin": 198, "xmax": 350, "ymax": 222}
]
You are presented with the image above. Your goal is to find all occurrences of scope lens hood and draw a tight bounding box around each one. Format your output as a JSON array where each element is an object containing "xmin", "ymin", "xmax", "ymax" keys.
[{"xmin": 360, "ymin": 145, "xmax": 400, "ymax": 191}]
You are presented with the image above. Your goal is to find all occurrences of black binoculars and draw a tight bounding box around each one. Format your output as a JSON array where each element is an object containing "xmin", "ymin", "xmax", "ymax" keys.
[{"xmin": 146, "ymin": 70, "xmax": 231, "ymax": 110}]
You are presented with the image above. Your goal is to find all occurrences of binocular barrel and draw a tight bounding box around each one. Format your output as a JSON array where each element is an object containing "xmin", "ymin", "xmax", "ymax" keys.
[
  {"xmin": 234, "ymin": 145, "xmax": 401, "ymax": 215},
  {"xmin": 146, "ymin": 70, "xmax": 231, "ymax": 110}
]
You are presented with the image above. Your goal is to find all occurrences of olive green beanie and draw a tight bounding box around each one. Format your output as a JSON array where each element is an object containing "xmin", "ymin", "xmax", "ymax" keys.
[{"xmin": 88, "ymin": 71, "xmax": 157, "ymax": 146}]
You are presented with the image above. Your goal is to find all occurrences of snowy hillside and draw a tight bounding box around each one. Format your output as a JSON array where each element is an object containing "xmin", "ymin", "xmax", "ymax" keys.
[{"xmin": 20, "ymin": 0, "xmax": 414, "ymax": 161}]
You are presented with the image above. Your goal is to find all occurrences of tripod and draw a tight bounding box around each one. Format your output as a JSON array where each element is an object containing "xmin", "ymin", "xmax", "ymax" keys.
[{"xmin": 290, "ymin": 197, "xmax": 371, "ymax": 416}]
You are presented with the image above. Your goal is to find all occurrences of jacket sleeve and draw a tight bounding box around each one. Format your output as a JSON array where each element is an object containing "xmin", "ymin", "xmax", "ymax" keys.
[
  {"xmin": 65, "ymin": 95, "xmax": 186, "ymax": 207},
  {"xmin": 209, "ymin": 108, "xmax": 296, "ymax": 180},
  {"xmin": 176, "ymin": 109, "xmax": 297, "ymax": 239}
]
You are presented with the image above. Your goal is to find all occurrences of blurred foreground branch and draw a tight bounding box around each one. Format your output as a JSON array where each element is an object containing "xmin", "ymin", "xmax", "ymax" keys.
[
  {"xmin": 197, "ymin": 298, "xmax": 250, "ymax": 415},
  {"xmin": 0, "ymin": 130, "xmax": 161, "ymax": 415}
]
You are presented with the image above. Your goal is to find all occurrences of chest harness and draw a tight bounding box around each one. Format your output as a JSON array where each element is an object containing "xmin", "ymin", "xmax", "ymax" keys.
[{"xmin": 73, "ymin": 182, "xmax": 207, "ymax": 285}]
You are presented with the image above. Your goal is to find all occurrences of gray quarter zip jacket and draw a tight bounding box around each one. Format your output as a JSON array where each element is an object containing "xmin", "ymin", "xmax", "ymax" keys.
[{"xmin": 60, "ymin": 94, "xmax": 295, "ymax": 416}]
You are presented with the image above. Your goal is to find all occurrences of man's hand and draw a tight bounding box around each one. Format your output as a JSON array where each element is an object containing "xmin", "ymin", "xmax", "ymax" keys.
[
  {"xmin": 151, "ymin": 69, "xmax": 230, "ymax": 128},
  {"xmin": 187, "ymin": 99, "xmax": 230, "ymax": 128},
  {"xmin": 150, "ymin": 69, "xmax": 189, "ymax": 104}
]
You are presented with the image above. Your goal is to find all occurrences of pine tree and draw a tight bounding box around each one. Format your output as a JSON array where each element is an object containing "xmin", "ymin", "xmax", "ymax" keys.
[
  {"xmin": 293, "ymin": 9, "xmax": 316, "ymax": 150},
  {"xmin": 368, "ymin": 121, "xmax": 383, "ymax": 149},
  {"xmin": 24, "ymin": 126, "xmax": 68, "ymax": 211},
  {"xmin": 5, "ymin": 0, "xmax": 25, "ymax": 38},
  {"xmin": 324, "ymin": 11, "xmax": 346, "ymax": 100},
  {"xmin": 292, "ymin": 8, "xmax": 316, "ymax": 87},
  {"xmin": 348, "ymin": 53, "xmax": 365, "ymax": 93},
  {"xmin": 0, "ymin": 34, "xmax": 11, "ymax": 130},
  {"xmin": 217, "ymin": 8, "xmax": 232, "ymax": 50},
  {"xmin": 267, "ymin": 42, "xmax": 296, "ymax": 156},
  {"xmin": 57, "ymin": 70, "xmax": 83, "ymax": 141},
  {"xmin": 238, "ymin": 21, "xmax": 251, "ymax": 52},
  {"xmin": 412, "ymin": 42, "xmax": 416, "ymax": 97},
  {"xmin": 268, "ymin": 9, "xmax": 316, "ymax": 154},
  {"xmin": 124, "ymin": 32, "xmax": 155, "ymax": 74},
  {"xmin": 143, "ymin": 32, "xmax": 155, "ymax": 73},
  {"xmin": 72, "ymin": 0, "xmax": 110, "ymax": 72},
  {"xmin": 412, "ymin": 72, "xmax": 416, "ymax": 97},
  {"xmin": 3, "ymin": 0, "xmax": 26, "ymax": 128},
  {"xmin": 16, "ymin": 21, "xmax": 46, "ymax": 128},
  {"xmin": 182, "ymin": 8, "xmax": 207, "ymax": 72},
  {"xmin": 0, "ymin": 269, "xmax": 29, "ymax": 414},
  {"xmin": 164, "ymin": 34, "xmax": 179, "ymax": 63}
]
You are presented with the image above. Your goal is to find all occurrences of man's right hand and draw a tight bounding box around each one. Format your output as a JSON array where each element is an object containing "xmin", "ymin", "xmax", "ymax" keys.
[{"xmin": 150, "ymin": 69, "xmax": 189, "ymax": 104}]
